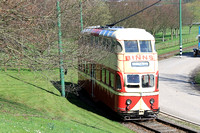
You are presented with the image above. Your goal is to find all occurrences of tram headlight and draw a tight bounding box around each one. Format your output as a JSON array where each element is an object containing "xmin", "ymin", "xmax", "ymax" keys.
[
  {"xmin": 126, "ymin": 99, "xmax": 132, "ymax": 105},
  {"xmin": 150, "ymin": 98, "xmax": 155, "ymax": 105}
]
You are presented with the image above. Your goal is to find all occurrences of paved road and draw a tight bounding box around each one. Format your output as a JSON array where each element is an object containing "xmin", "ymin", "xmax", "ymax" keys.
[{"xmin": 159, "ymin": 53, "xmax": 200, "ymax": 124}]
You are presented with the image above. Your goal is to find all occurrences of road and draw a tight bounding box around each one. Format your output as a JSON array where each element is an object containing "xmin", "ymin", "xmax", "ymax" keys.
[{"xmin": 159, "ymin": 52, "xmax": 200, "ymax": 125}]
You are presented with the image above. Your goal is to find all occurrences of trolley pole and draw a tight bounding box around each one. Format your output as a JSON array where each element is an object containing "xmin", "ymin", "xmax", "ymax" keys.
[
  {"xmin": 80, "ymin": 0, "xmax": 83, "ymax": 31},
  {"xmin": 179, "ymin": 0, "xmax": 182, "ymax": 57},
  {"xmin": 57, "ymin": 1, "xmax": 65, "ymax": 97}
]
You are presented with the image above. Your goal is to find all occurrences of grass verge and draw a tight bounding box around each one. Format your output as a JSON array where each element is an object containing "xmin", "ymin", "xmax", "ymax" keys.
[
  {"xmin": 195, "ymin": 71, "xmax": 200, "ymax": 84},
  {"xmin": 0, "ymin": 69, "xmax": 133, "ymax": 133}
]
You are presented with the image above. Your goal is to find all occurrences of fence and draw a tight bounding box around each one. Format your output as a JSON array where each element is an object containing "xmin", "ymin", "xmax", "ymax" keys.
[{"xmin": 156, "ymin": 37, "xmax": 197, "ymax": 50}]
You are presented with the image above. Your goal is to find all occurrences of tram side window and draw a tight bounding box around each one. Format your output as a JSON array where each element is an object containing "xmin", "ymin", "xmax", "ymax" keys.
[
  {"xmin": 139, "ymin": 41, "xmax": 152, "ymax": 52},
  {"xmin": 110, "ymin": 73, "xmax": 115, "ymax": 88},
  {"xmin": 116, "ymin": 74, "xmax": 121, "ymax": 90},
  {"xmin": 114, "ymin": 41, "xmax": 123, "ymax": 53},
  {"xmin": 95, "ymin": 65, "xmax": 101, "ymax": 81},
  {"xmin": 142, "ymin": 75, "xmax": 154, "ymax": 88},
  {"xmin": 102, "ymin": 68, "xmax": 106, "ymax": 83},
  {"xmin": 87, "ymin": 64, "xmax": 90, "ymax": 75},
  {"xmin": 91, "ymin": 64, "xmax": 96, "ymax": 78},
  {"xmin": 124, "ymin": 41, "xmax": 139, "ymax": 52},
  {"xmin": 106, "ymin": 70, "xmax": 110, "ymax": 85},
  {"xmin": 102, "ymin": 38, "xmax": 107, "ymax": 49}
]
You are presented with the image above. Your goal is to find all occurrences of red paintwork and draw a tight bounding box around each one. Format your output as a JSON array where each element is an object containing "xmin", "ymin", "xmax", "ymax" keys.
[
  {"xmin": 142, "ymin": 95, "xmax": 159, "ymax": 110},
  {"xmin": 91, "ymin": 29, "xmax": 102, "ymax": 36},
  {"xmin": 78, "ymin": 73, "xmax": 159, "ymax": 115}
]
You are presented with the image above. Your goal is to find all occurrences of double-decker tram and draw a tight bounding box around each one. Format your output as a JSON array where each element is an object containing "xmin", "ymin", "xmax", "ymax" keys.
[{"xmin": 78, "ymin": 26, "xmax": 159, "ymax": 120}]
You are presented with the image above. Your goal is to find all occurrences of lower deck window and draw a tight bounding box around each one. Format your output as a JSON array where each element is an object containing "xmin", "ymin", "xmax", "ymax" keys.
[
  {"xmin": 116, "ymin": 74, "xmax": 121, "ymax": 90},
  {"xmin": 127, "ymin": 75, "xmax": 139, "ymax": 83},
  {"xmin": 142, "ymin": 75, "xmax": 154, "ymax": 88}
]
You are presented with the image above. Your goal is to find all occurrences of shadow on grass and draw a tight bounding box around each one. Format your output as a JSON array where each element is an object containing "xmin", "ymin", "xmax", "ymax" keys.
[
  {"xmin": 51, "ymin": 81, "xmax": 121, "ymax": 122},
  {"xmin": 6, "ymin": 74, "xmax": 60, "ymax": 97}
]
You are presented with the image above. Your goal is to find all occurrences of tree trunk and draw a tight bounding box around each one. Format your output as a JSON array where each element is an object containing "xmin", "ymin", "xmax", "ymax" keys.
[
  {"xmin": 162, "ymin": 29, "xmax": 166, "ymax": 42},
  {"xmin": 171, "ymin": 28, "xmax": 173, "ymax": 40},
  {"xmin": 189, "ymin": 25, "xmax": 192, "ymax": 34}
]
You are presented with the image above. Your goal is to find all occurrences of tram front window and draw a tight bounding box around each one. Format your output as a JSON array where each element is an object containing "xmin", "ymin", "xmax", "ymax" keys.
[
  {"xmin": 127, "ymin": 75, "xmax": 139, "ymax": 83},
  {"xmin": 142, "ymin": 75, "xmax": 154, "ymax": 88},
  {"xmin": 124, "ymin": 41, "xmax": 139, "ymax": 52},
  {"xmin": 139, "ymin": 41, "xmax": 152, "ymax": 52}
]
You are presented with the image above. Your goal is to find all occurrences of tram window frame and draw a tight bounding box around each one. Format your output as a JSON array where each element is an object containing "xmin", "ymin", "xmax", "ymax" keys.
[
  {"xmin": 83, "ymin": 62, "xmax": 87, "ymax": 73},
  {"xmin": 124, "ymin": 40, "xmax": 139, "ymax": 53},
  {"xmin": 96, "ymin": 65, "xmax": 101, "ymax": 81},
  {"xmin": 106, "ymin": 70, "xmax": 110, "ymax": 85},
  {"xmin": 91, "ymin": 64, "xmax": 96, "ymax": 78},
  {"xmin": 139, "ymin": 40, "xmax": 152, "ymax": 53},
  {"xmin": 87, "ymin": 64, "xmax": 90, "ymax": 75},
  {"xmin": 127, "ymin": 75, "xmax": 140, "ymax": 83},
  {"xmin": 95, "ymin": 37, "xmax": 99, "ymax": 46},
  {"xmin": 110, "ymin": 72, "xmax": 115, "ymax": 88},
  {"xmin": 116, "ymin": 74, "xmax": 122, "ymax": 90},
  {"xmin": 91, "ymin": 36, "xmax": 94, "ymax": 46},
  {"xmin": 142, "ymin": 74, "xmax": 154, "ymax": 88},
  {"xmin": 107, "ymin": 39, "xmax": 112, "ymax": 52},
  {"xmin": 114, "ymin": 41, "xmax": 123, "ymax": 53},
  {"xmin": 98, "ymin": 37, "xmax": 103, "ymax": 48},
  {"xmin": 102, "ymin": 38, "xmax": 107, "ymax": 49},
  {"xmin": 102, "ymin": 68, "xmax": 106, "ymax": 83}
]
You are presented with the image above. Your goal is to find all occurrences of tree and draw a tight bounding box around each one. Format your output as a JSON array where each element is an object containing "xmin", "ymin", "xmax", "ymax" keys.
[
  {"xmin": 185, "ymin": 1, "xmax": 200, "ymax": 34},
  {"xmin": 0, "ymin": 0, "xmax": 113, "ymax": 94}
]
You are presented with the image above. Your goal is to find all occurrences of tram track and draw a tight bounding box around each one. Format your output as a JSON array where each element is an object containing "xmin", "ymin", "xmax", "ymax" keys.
[
  {"xmin": 122, "ymin": 112, "xmax": 200, "ymax": 133},
  {"xmin": 132, "ymin": 118, "xmax": 198, "ymax": 133}
]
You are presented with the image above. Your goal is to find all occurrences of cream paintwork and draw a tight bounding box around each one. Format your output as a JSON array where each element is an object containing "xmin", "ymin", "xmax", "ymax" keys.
[
  {"xmin": 131, "ymin": 98, "xmax": 150, "ymax": 111},
  {"xmin": 114, "ymin": 28, "xmax": 155, "ymax": 41}
]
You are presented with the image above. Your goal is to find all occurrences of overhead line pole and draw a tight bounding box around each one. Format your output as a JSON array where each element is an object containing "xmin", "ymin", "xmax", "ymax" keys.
[
  {"xmin": 179, "ymin": 0, "xmax": 182, "ymax": 57},
  {"xmin": 57, "ymin": 1, "xmax": 65, "ymax": 97}
]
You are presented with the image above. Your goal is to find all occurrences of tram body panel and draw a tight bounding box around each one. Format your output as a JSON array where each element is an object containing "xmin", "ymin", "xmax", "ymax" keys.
[{"xmin": 78, "ymin": 26, "xmax": 159, "ymax": 120}]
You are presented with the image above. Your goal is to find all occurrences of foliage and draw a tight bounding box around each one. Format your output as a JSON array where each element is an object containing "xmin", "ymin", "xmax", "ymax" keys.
[
  {"xmin": 186, "ymin": 0, "xmax": 200, "ymax": 23},
  {"xmin": 194, "ymin": 71, "xmax": 200, "ymax": 84}
]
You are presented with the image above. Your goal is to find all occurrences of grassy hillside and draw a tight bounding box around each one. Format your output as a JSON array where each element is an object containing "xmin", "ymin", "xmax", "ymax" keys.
[{"xmin": 0, "ymin": 69, "xmax": 133, "ymax": 133}]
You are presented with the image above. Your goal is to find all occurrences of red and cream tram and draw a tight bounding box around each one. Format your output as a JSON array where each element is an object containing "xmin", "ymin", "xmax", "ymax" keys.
[{"xmin": 78, "ymin": 26, "xmax": 159, "ymax": 120}]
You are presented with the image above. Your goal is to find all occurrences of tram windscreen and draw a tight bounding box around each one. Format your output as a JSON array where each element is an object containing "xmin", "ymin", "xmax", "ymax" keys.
[
  {"xmin": 139, "ymin": 41, "xmax": 152, "ymax": 52},
  {"xmin": 142, "ymin": 75, "xmax": 154, "ymax": 88},
  {"xmin": 124, "ymin": 41, "xmax": 139, "ymax": 52},
  {"xmin": 127, "ymin": 75, "xmax": 139, "ymax": 83}
]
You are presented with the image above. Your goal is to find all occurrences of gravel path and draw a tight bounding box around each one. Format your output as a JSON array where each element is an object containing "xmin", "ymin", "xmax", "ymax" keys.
[{"xmin": 159, "ymin": 52, "xmax": 200, "ymax": 125}]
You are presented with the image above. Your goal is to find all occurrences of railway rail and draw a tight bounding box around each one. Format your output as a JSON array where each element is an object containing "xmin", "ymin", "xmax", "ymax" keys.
[
  {"xmin": 122, "ymin": 111, "xmax": 200, "ymax": 133},
  {"xmin": 132, "ymin": 118, "xmax": 199, "ymax": 133}
]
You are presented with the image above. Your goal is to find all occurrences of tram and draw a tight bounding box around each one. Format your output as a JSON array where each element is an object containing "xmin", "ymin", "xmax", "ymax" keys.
[{"xmin": 78, "ymin": 26, "xmax": 159, "ymax": 120}]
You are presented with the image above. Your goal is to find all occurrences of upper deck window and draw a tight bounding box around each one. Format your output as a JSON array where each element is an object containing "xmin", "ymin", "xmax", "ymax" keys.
[
  {"xmin": 124, "ymin": 41, "xmax": 139, "ymax": 53},
  {"xmin": 139, "ymin": 41, "xmax": 152, "ymax": 52}
]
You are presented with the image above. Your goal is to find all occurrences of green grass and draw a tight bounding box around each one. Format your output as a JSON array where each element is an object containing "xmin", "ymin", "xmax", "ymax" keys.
[
  {"xmin": 156, "ymin": 25, "xmax": 199, "ymax": 55},
  {"xmin": 195, "ymin": 71, "xmax": 200, "ymax": 84},
  {"xmin": 0, "ymin": 69, "xmax": 133, "ymax": 133}
]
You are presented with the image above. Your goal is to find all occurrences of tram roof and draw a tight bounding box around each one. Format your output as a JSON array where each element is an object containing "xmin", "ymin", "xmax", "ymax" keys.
[{"xmin": 82, "ymin": 26, "xmax": 155, "ymax": 41}]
